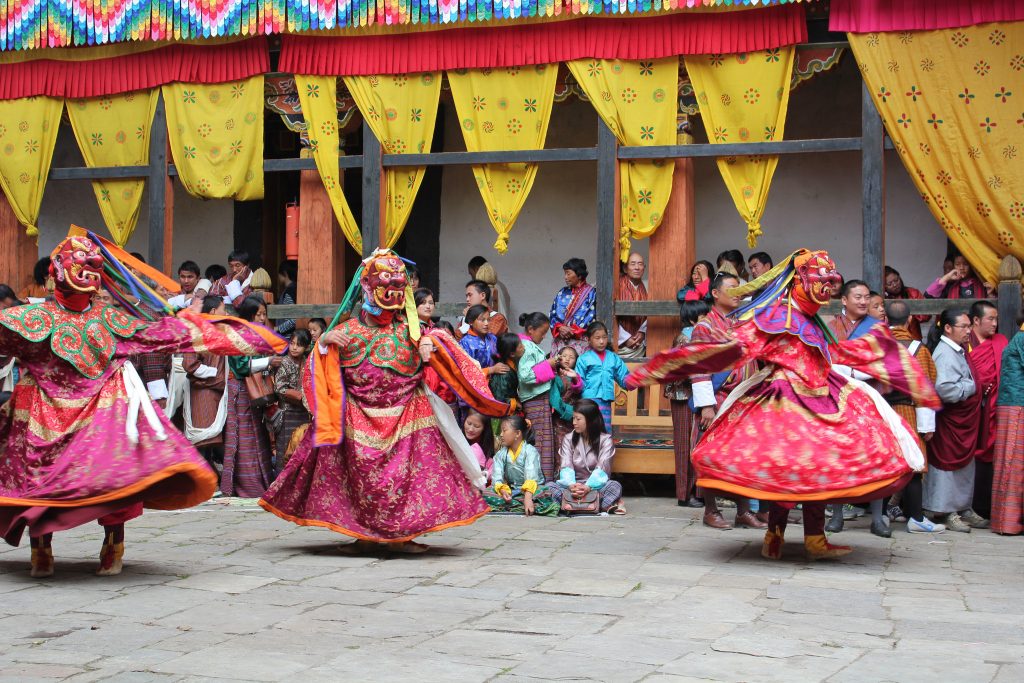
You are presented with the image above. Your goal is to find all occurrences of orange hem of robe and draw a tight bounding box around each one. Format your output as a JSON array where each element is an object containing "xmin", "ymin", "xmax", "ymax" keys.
[
  {"xmin": 257, "ymin": 499, "xmax": 488, "ymax": 543},
  {"xmin": 695, "ymin": 475, "xmax": 905, "ymax": 502},
  {"xmin": 0, "ymin": 463, "xmax": 217, "ymax": 509}
]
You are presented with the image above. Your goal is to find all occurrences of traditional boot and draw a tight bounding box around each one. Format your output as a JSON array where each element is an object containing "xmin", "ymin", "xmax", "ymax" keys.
[
  {"xmin": 30, "ymin": 534, "xmax": 54, "ymax": 578},
  {"xmin": 761, "ymin": 526, "xmax": 785, "ymax": 560},
  {"xmin": 804, "ymin": 534, "xmax": 852, "ymax": 561},
  {"xmin": 97, "ymin": 525, "xmax": 125, "ymax": 576}
]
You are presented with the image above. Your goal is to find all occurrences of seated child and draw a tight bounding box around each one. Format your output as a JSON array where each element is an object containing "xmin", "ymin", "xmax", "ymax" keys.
[
  {"xmin": 549, "ymin": 399, "xmax": 625, "ymax": 514},
  {"xmin": 484, "ymin": 415, "xmax": 558, "ymax": 516}
]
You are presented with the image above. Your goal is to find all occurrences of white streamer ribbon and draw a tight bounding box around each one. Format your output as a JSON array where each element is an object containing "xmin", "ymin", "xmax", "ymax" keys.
[{"xmin": 123, "ymin": 360, "xmax": 168, "ymax": 444}]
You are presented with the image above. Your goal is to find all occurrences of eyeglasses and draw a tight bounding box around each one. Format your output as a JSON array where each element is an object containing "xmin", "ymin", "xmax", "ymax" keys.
[{"xmin": 952, "ymin": 323, "xmax": 971, "ymax": 328}]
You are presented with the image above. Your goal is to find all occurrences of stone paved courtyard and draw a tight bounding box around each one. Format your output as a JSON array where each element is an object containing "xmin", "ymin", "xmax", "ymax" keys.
[{"xmin": 0, "ymin": 497, "xmax": 1022, "ymax": 682}]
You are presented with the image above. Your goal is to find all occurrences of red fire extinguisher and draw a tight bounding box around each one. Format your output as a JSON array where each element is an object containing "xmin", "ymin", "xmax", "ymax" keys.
[{"xmin": 285, "ymin": 201, "xmax": 300, "ymax": 259}]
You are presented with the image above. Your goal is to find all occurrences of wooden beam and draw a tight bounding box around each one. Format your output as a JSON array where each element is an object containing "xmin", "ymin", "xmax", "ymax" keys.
[
  {"xmin": 361, "ymin": 120, "xmax": 383, "ymax": 257},
  {"xmin": 271, "ymin": 302, "xmax": 464, "ymax": 319},
  {"xmin": 297, "ymin": 156, "xmax": 346, "ymax": 307},
  {"xmin": 275, "ymin": 298, "xmax": 989, "ymax": 322},
  {"xmin": 861, "ymin": 81, "xmax": 886, "ymax": 292},
  {"xmin": 596, "ymin": 120, "xmax": 619, "ymax": 328},
  {"xmin": 620, "ymin": 137, "xmax": 863, "ymax": 159},
  {"xmin": 647, "ymin": 133, "xmax": 695, "ymax": 355},
  {"xmin": 0, "ymin": 193, "xmax": 37, "ymax": 295},
  {"xmin": 147, "ymin": 93, "xmax": 169, "ymax": 270},
  {"xmin": 997, "ymin": 255, "xmax": 1023, "ymax": 338},
  {"xmin": 163, "ymin": 163, "xmax": 174, "ymax": 274}
]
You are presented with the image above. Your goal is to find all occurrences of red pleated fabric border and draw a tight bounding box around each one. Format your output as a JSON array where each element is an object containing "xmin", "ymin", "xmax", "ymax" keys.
[
  {"xmin": 0, "ymin": 37, "xmax": 269, "ymax": 100},
  {"xmin": 829, "ymin": 0, "xmax": 1024, "ymax": 32},
  {"xmin": 280, "ymin": 8, "xmax": 807, "ymax": 76}
]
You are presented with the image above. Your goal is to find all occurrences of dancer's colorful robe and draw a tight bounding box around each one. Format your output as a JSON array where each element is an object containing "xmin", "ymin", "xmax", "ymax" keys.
[
  {"xmin": 626, "ymin": 307, "xmax": 939, "ymax": 502},
  {"xmin": 260, "ymin": 316, "xmax": 510, "ymax": 542},
  {"xmin": 0, "ymin": 302, "xmax": 284, "ymax": 545}
]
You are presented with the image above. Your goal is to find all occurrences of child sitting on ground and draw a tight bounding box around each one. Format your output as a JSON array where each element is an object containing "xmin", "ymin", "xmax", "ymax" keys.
[
  {"xmin": 484, "ymin": 415, "xmax": 558, "ymax": 516},
  {"xmin": 550, "ymin": 399, "xmax": 625, "ymax": 514}
]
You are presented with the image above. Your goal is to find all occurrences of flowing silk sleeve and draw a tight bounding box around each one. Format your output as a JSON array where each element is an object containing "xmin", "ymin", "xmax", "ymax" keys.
[
  {"xmin": 624, "ymin": 321, "xmax": 762, "ymax": 389},
  {"xmin": 427, "ymin": 329, "xmax": 513, "ymax": 418},
  {"xmin": 115, "ymin": 310, "xmax": 287, "ymax": 359},
  {"xmin": 829, "ymin": 323, "xmax": 941, "ymax": 410}
]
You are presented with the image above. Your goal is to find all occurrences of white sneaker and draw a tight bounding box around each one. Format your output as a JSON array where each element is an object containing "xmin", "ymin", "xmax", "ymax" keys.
[{"xmin": 907, "ymin": 517, "xmax": 946, "ymax": 534}]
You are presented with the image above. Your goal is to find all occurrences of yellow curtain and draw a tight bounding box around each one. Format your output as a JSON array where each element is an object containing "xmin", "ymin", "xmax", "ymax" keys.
[
  {"xmin": 67, "ymin": 89, "xmax": 158, "ymax": 246},
  {"xmin": 163, "ymin": 76, "xmax": 264, "ymax": 201},
  {"xmin": 295, "ymin": 74, "xmax": 362, "ymax": 254},
  {"xmin": 567, "ymin": 58, "xmax": 679, "ymax": 261},
  {"xmin": 344, "ymin": 73, "xmax": 442, "ymax": 249},
  {"xmin": 0, "ymin": 96, "xmax": 63, "ymax": 236},
  {"xmin": 850, "ymin": 24, "xmax": 1024, "ymax": 284},
  {"xmin": 448, "ymin": 65, "xmax": 557, "ymax": 253},
  {"xmin": 686, "ymin": 48, "xmax": 795, "ymax": 248}
]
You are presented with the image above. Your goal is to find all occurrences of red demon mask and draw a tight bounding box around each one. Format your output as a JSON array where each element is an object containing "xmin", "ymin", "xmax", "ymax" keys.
[
  {"xmin": 361, "ymin": 251, "xmax": 408, "ymax": 311},
  {"xmin": 51, "ymin": 236, "xmax": 104, "ymax": 311},
  {"xmin": 793, "ymin": 250, "xmax": 842, "ymax": 310}
]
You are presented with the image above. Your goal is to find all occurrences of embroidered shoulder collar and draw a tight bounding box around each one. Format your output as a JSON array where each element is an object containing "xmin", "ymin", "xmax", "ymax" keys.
[
  {"xmin": 336, "ymin": 315, "xmax": 420, "ymax": 376},
  {"xmin": 0, "ymin": 301, "xmax": 146, "ymax": 378},
  {"xmin": 752, "ymin": 299, "xmax": 831, "ymax": 363}
]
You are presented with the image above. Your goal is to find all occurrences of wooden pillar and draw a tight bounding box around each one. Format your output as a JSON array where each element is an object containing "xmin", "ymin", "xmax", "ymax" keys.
[
  {"xmin": 0, "ymin": 193, "xmax": 38, "ymax": 293},
  {"xmin": 647, "ymin": 132, "xmax": 696, "ymax": 355},
  {"xmin": 361, "ymin": 120, "xmax": 384, "ymax": 257},
  {"xmin": 148, "ymin": 93, "xmax": 171, "ymax": 272},
  {"xmin": 861, "ymin": 81, "xmax": 886, "ymax": 292},
  {"xmin": 596, "ymin": 120, "xmax": 619, "ymax": 328},
  {"xmin": 997, "ymin": 255, "xmax": 1022, "ymax": 339},
  {"xmin": 297, "ymin": 151, "xmax": 346, "ymax": 305}
]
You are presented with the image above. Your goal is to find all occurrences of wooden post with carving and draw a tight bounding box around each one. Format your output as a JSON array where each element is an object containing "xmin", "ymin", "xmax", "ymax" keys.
[{"xmin": 997, "ymin": 254, "xmax": 1022, "ymax": 339}]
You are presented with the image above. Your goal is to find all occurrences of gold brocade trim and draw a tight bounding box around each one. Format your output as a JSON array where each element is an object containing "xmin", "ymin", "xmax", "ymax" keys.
[
  {"xmin": 345, "ymin": 416, "xmax": 436, "ymax": 451},
  {"xmin": 15, "ymin": 394, "xmax": 120, "ymax": 441},
  {"xmin": 788, "ymin": 376, "xmax": 830, "ymax": 398},
  {"xmin": 360, "ymin": 405, "xmax": 406, "ymax": 418}
]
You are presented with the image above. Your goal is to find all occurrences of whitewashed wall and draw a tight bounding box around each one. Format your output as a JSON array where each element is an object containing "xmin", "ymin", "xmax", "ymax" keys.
[
  {"xmin": 36, "ymin": 128, "xmax": 234, "ymax": 274},
  {"xmin": 438, "ymin": 66, "xmax": 947, "ymax": 329}
]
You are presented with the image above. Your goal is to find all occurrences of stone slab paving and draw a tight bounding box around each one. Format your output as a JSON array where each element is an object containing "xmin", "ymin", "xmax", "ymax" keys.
[{"xmin": 0, "ymin": 497, "xmax": 1022, "ymax": 682}]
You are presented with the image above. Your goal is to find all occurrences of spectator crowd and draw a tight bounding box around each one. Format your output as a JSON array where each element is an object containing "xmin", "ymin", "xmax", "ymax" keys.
[{"xmin": 1, "ymin": 244, "xmax": 1022, "ymax": 536}]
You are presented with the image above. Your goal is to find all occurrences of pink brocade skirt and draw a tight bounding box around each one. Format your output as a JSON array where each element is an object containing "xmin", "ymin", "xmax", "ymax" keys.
[
  {"xmin": 693, "ymin": 370, "xmax": 913, "ymax": 502},
  {"xmin": 260, "ymin": 386, "xmax": 488, "ymax": 542},
  {"xmin": 0, "ymin": 372, "xmax": 217, "ymax": 545}
]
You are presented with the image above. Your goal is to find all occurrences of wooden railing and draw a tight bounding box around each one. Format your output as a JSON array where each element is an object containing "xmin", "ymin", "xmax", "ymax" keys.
[{"xmin": 269, "ymin": 256, "xmax": 1024, "ymax": 339}]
